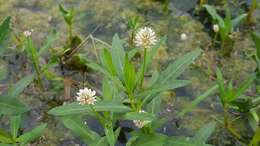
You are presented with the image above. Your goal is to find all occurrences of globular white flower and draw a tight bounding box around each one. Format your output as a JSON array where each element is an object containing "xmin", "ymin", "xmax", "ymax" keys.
[
  {"xmin": 76, "ymin": 87, "xmax": 97, "ymax": 105},
  {"xmin": 134, "ymin": 27, "xmax": 157, "ymax": 49},
  {"xmin": 180, "ymin": 33, "xmax": 187, "ymax": 41},
  {"xmin": 23, "ymin": 30, "xmax": 32, "ymax": 37},
  {"xmin": 133, "ymin": 110, "xmax": 151, "ymax": 128},
  {"xmin": 213, "ymin": 24, "xmax": 219, "ymax": 33}
]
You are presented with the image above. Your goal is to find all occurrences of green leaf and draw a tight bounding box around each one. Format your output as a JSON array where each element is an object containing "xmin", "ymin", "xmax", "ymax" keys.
[
  {"xmin": 17, "ymin": 123, "xmax": 46, "ymax": 144},
  {"xmin": 91, "ymin": 136, "xmax": 109, "ymax": 146},
  {"xmin": 249, "ymin": 126, "xmax": 260, "ymax": 146},
  {"xmin": 111, "ymin": 34, "xmax": 125, "ymax": 78},
  {"xmin": 87, "ymin": 62, "xmax": 126, "ymax": 91},
  {"xmin": 59, "ymin": 4, "xmax": 74, "ymax": 25},
  {"xmin": 48, "ymin": 102, "xmax": 92, "ymax": 116},
  {"xmin": 129, "ymin": 133, "xmax": 168, "ymax": 146},
  {"xmin": 226, "ymin": 81, "xmax": 235, "ymax": 102},
  {"xmin": 124, "ymin": 54, "xmax": 137, "ymax": 93},
  {"xmin": 158, "ymin": 50, "xmax": 201, "ymax": 85},
  {"xmin": 8, "ymin": 74, "xmax": 34, "ymax": 97},
  {"xmin": 147, "ymin": 95, "xmax": 162, "ymax": 115},
  {"xmin": 251, "ymin": 32, "xmax": 260, "ymax": 58},
  {"xmin": 139, "ymin": 80, "xmax": 191, "ymax": 98},
  {"xmin": 48, "ymin": 101, "xmax": 130, "ymax": 116},
  {"xmin": 39, "ymin": 29, "xmax": 58, "ymax": 55},
  {"xmin": 100, "ymin": 48, "xmax": 117, "ymax": 76},
  {"xmin": 104, "ymin": 124, "xmax": 117, "ymax": 146},
  {"xmin": 203, "ymin": 5, "xmax": 225, "ymax": 28},
  {"xmin": 0, "ymin": 16, "xmax": 11, "ymax": 51},
  {"xmin": 102, "ymin": 78, "xmax": 113, "ymax": 101},
  {"xmin": 94, "ymin": 101, "xmax": 130, "ymax": 113},
  {"xmin": 0, "ymin": 143, "xmax": 12, "ymax": 146},
  {"xmin": 232, "ymin": 14, "xmax": 247, "ymax": 28},
  {"xmin": 234, "ymin": 76, "xmax": 255, "ymax": 100},
  {"xmin": 178, "ymin": 84, "xmax": 218, "ymax": 117},
  {"xmin": 167, "ymin": 137, "xmax": 213, "ymax": 146},
  {"xmin": 0, "ymin": 95, "xmax": 28, "ymax": 115},
  {"xmin": 61, "ymin": 116, "xmax": 100, "ymax": 144},
  {"xmin": 0, "ymin": 135, "xmax": 12, "ymax": 144},
  {"xmin": 123, "ymin": 112, "xmax": 155, "ymax": 121},
  {"xmin": 216, "ymin": 68, "xmax": 226, "ymax": 104},
  {"xmin": 10, "ymin": 115, "xmax": 21, "ymax": 140},
  {"xmin": 193, "ymin": 122, "xmax": 216, "ymax": 143},
  {"xmin": 0, "ymin": 128, "xmax": 12, "ymax": 144}
]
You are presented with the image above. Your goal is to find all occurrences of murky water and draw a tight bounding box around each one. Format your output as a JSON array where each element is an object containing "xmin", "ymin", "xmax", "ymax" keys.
[{"xmin": 0, "ymin": 0, "xmax": 259, "ymax": 145}]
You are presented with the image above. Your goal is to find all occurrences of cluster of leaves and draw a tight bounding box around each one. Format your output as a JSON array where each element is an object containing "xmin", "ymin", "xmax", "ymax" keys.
[
  {"xmin": 204, "ymin": 4, "xmax": 247, "ymax": 56},
  {"xmin": 0, "ymin": 16, "xmax": 53, "ymax": 146},
  {"xmin": 46, "ymin": 30, "xmax": 220, "ymax": 145}
]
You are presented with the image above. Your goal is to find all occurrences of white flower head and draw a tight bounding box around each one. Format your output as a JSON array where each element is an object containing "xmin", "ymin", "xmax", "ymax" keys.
[
  {"xmin": 133, "ymin": 110, "xmax": 151, "ymax": 128},
  {"xmin": 180, "ymin": 33, "xmax": 187, "ymax": 41},
  {"xmin": 76, "ymin": 87, "xmax": 97, "ymax": 105},
  {"xmin": 23, "ymin": 30, "xmax": 32, "ymax": 37},
  {"xmin": 134, "ymin": 27, "xmax": 157, "ymax": 49},
  {"xmin": 213, "ymin": 24, "xmax": 219, "ymax": 33}
]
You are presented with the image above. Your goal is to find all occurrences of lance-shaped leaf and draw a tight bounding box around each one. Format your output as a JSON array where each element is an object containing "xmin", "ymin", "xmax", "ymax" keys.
[
  {"xmin": 0, "ymin": 95, "xmax": 28, "ymax": 115},
  {"xmin": 8, "ymin": 74, "xmax": 34, "ymax": 97},
  {"xmin": 17, "ymin": 123, "xmax": 46, "ymax": 144},
  {"xmin": 61, "ymin": 116, "xmax": 100, "ymax": 144}
]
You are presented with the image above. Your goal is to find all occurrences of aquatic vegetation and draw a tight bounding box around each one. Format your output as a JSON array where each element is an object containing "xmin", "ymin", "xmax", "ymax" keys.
[
  {"xmin": 246, "ymin": 0, "xmax": 258, "ymax": 25},
  {"xmin": 204, "ymin": 4, "xmax": 247, "ymax": 57},
  {"xmin": 215, "ymin": 68, "xmax": 254, "ymax": 141},
  {"xmin": 0, "ymin": 76, "xmax": 46, "ymax": 145},
  {"xmin": 48, "ymin": 27, "xmax": 213, "ymax": 145}
]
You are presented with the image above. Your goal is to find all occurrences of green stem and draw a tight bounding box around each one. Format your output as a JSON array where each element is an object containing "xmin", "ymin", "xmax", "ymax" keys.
[
  {"xmin": 140, "ymin": 48, "xmax": 147, "ymax": 88},
  {"xmin": 90, "ymin": 105, "xmax": 105, "ymax": 126},
  {"xmin": 223, "ymin": 104, "xmax": 229, "ymax": 129},
  {"xmin": 128, "ymin": 92, "xmax": 136, "ymax": 111},
  {"xmin": 68, "ymin": 24, "xmax": 73, "ymax": 44}
]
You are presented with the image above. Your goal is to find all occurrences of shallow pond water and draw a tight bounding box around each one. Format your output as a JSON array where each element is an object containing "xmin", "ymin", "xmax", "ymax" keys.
[{"xmin": 0, "ymin": 0, "xmax": 260, "ymax": 146}]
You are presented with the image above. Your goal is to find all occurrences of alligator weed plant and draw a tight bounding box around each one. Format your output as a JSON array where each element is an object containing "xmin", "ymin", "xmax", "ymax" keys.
[
  {"xmin": 0, "ymin": 75, "xmax": 47, "ymax": 146},
  {"xmin": 215, "ymin": 68, "xmax": 254, "ymax": 143},
  {"xmin": 204, "ymin": 4, "xmax": 247, "ymax": 57},
  {"xmin": 47, "ymin": 27, "xmax": 218, "ymax": 145}
]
